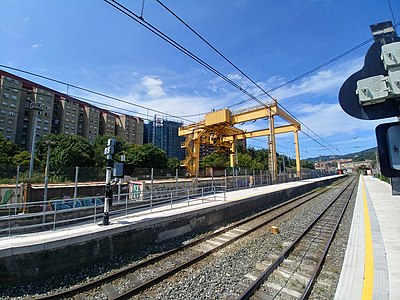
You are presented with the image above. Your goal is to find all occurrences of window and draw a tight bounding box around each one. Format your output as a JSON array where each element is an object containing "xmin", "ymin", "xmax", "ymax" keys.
[
  {"xmin": 9, "ymin": 103, "xmax": 16, "ymax": 108},
  {"xmin": 44, "ymin": 119, "xmax": 49, "ymax": 124},
  {"xmin": 11, "ymin": 95, "xmax": 17, "ymax": 100},
  {"xmin": 39, "ymin": 96, "xmax": 43, "ymax": 101},
  {"xmin": 0, "ymin": 127, "xmax": 4, "ymax": 131},
  {"xmin": 6, "ymin": 136, "xmax": 12, "ymax": 141},
  {"xmin": 43, "ymin": 127, "xmax": 48, "ymax": 131},
  {"xmin": 0, "ymin": 118, "xmax": 4, "ymax": 123},
  {"xmin": 2, "ymin": 101, "xmax": 7, "ymax": 106},
  {"xmin": 8, "ymin": 112, "xmax": 14, "ymax": 116},
  {"xmin": 7, "ymin": 119, "xmax": 13, "ymax": 124},
  {"xmin": 3, "ymin": 93, "xmax": 9, "ymax": 98},
  {"xmin": 7, "ymin": 128, "xmax": 12, "ymax": 132}
]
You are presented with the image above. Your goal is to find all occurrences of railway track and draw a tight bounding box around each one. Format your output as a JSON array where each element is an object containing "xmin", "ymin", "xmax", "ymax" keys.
[
  {"xmin": 36, "ymin": 177, "xmax": 352, "ymax": 300},
  {"xmin": 236, "ymin": 176, "xmax": 357, "ymax": 300}
]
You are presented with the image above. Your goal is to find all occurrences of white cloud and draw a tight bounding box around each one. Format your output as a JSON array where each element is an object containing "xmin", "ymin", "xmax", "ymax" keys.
[
  {"xmin": 295, "ymin": 102, "xmax": 384, "ymax": 137},
  {"xmin": 142, "ymin": 76, "xmax": 166, "ymax": 98},
  {"xmin": 266, "ymin": 57, "xmax": 364, "ymax": 101},
  {"xmin": 31, "ymin": 43, "xmax": 43, "ymax": 48}
]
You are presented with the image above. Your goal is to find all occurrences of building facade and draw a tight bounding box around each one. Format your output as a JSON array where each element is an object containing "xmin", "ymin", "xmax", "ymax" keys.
[
  {"xmin": 116, "ymin": 114, "xmax": 144, "ymax": 145},
  {"xmin": 0, "ymin": 70, "xmax": 144, "ymax": 149},
  {"xmin": 144, "ymin": 118, "xmax": 185, "ymax": 160}
]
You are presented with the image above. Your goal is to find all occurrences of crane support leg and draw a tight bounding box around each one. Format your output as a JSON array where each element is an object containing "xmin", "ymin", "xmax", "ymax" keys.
[
  {"xmin": 269, "ymin": 115, "xmax": 277, "ymax": 183},
  {"xmin": 294, "ymin": 130, "xmax": 301, "ymax": 178}
]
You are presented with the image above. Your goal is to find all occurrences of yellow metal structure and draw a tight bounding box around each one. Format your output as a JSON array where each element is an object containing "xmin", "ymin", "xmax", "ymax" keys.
[{"xmin": 179, "ymin": 102, "xmax": 301, "ymax": 181}]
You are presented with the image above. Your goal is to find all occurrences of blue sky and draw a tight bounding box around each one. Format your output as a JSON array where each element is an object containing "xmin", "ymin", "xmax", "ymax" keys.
[{"xmin": 1, "ymin": 0, "xmax": 399, "ymax": 159}]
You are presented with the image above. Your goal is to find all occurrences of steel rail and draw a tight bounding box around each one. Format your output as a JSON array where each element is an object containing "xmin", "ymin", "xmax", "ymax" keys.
[
  {"xmin": 236, "ymin": 175, "xmax": 357, "ymax": 300},
  {"xmin": 36, "ymin": 178, "xmax": 347, "ymax": 300},
  {"xmin": 299, "ymin": 176, "xmax": 357, "ymax": 299}
]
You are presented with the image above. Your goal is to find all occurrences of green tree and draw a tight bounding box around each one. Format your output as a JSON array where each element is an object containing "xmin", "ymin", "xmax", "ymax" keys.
[
  {"xmin": 0, "ymin": 133, "xmax": 19, "ymax": 165},
  {"xmin": 36, "ymin": 134, "xmax": 96, "ymax": 178},
  {"xmin": 200, "ymin": 152, "xmax": 228, "ymax": 168},
  {"xmin": 252, "ymin": 148, "xmax": 269, "ymax": 170},
  {"xmin": 12, "ymin": 151, "xmax": 31, "ymax": 166},
  {"xmin": 125, "ymin": 143, "xmax": 168, "ymax": 169},
  {"xmin": 238, "ymin": 153, "xmax": 253, "ymax": 168},
  {"xmin": 167, "ymin": 157, "xmax": 181, "ymax": 169},
  {"xmin": 301, "ymin": 160, "xmax": 315, "ymax": 169}
]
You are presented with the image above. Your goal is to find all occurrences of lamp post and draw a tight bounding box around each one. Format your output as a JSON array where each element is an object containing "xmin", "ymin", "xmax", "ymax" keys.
[
  {"xmin": 29, "ymin": 102, "xmax": 43, "ymax": 179},
  {"xmin": 43, "ymin": 140, "xmax": 55, "ymax": 223}
]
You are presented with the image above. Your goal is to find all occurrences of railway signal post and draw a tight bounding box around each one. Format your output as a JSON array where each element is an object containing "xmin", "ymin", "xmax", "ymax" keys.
[
  {"xmin": 103, "ymin": 139, "xmax": 119, "ymax": 225},
  {"xmin": 339, "ymin": 21, "xmax": 400, "ymax": 193}
]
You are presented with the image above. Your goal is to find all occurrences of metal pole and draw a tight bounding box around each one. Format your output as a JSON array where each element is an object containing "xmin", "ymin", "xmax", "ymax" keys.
[
  {"xmin": 103, "ymin": 138, "xmax": 116, "ymax": 226},
  {"xmin": 150, "ymin": 168, "xmax": 154, "ymax": 202},
  {"xmin": 211, "ymin": 167, "xmax": 214, "ymax": 187},
  {"xmin": 73, "ymin": 166, "xmax": 79, "ymax": 199},
  {"xmin": 175, "ymin": 168, "xmax": 178, "ymax": 196},
  {"xmin": 15, "ymin": 165, "xmax": 20, "ymax": 204},
  {"xmin": 43, "ymin": 141, "xmax": 54, "ymax": 223},
  {"xmin": 103, "ymin": 156, "xmax": 113, "ymax": 225},
  {"xmin": 118, "ymin": 178, "xmax": 122, "ymax": 202},
  {"xmin": 29, "ymin": 108, "xmax": 39, "ymax": 179},
  {"xmin": 224, "ymin": 169, "xmax": 227, "ymax": 190}
]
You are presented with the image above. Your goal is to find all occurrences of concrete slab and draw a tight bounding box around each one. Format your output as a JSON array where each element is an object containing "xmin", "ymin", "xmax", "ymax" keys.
[{"xmin": 335, "ymin": 175, "xmax": 396, "ymax": 300}]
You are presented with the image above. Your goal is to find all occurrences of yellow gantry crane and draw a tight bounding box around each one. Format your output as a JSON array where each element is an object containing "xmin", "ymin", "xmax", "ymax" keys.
[{"xmin": 178, "ymin": 102, "xmax": 301, "ymax": 182}]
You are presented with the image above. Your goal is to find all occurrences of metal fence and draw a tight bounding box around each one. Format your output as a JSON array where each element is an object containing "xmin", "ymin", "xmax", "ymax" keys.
[{"xmin": 0, "ymin": 167, "xmax": 336, "ymax": 237}]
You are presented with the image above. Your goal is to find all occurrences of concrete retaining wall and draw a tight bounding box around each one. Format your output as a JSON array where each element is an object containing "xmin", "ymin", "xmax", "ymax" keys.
[{"xmin": 0, "ymin": 176, "xmax": 341, "ymax": 285}]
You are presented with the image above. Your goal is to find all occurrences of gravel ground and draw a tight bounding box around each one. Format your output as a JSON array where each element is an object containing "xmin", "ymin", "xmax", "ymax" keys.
[
  {"xmin": 0, "ymin": 177, "xmax": 354, "ymax": 300},
  {"xmin": 129, "ymin": 179, "xmax": 353, "ymax": 300}
]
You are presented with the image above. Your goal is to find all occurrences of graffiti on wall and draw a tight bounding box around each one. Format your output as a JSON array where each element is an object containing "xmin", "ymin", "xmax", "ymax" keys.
[{"xmin": 0, "ymin": 185, "xmax": 23, "ymax": 205}]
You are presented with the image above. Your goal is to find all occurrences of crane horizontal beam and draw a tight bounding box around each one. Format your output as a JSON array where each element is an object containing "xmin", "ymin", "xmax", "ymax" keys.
[{"xmin": 222, "ymin": 124, "xmax": 298, "ymax": 141}]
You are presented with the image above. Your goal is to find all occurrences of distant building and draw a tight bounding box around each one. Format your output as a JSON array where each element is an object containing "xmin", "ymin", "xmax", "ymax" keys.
[
  {"xmin": 0, "ymin": 69, "xmax": 144, "ymax": 149},
  {"xmin": 144, "ymin": 117, "xmax": 185, "ymax": 160},
  {"xmin": 116, "ymin": 114, "xmax": 144, "ymax": 145}
]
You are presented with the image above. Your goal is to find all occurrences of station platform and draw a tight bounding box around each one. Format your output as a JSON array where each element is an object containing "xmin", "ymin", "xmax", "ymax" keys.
[
  {"xmin": 0, "ymin": 175, "xmax": 341, "ymax": 285},
  {"xmin": 0, "ymin": 175, "xmax": 339, "ymax": 257},
  {"xmin": 335, "ymin": 175, "xmax": 400, "ymax": 300}
]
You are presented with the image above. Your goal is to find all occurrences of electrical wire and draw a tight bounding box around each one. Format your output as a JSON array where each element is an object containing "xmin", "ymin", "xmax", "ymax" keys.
[
  {"xmin": 103, "ymin": 0, "xmax": 266, "ymax": 108},
  {"xmin": 150, "ymin": 0, "xmax": 344, "ymax": 155},
  {"xmin": 388, "ymin": 0, "xmax": 397, "ymax": 31},
  {"xmin": 0, "ymin": 65, "xmax": 195, "ymax": 124},
  {"xmin": 155, "ymin": 0, "xmax": 276, "ymax": 104}
]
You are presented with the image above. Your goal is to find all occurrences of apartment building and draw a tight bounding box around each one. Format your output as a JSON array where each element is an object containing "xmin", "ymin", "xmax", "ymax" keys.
[
  {"xmin": 0, "ymin": 70, "xmax": 144, "ymax": 149},
  {"xmin": 144, "ymin": 118, "xmax": 185, "ymax": 160},
  {"xmin": 116, "ymin": 114, "xmax": 144, "ymax": 145},
  {"xmin": 0, "ymin": 75, "xmax": 22, "ymax": 143}
]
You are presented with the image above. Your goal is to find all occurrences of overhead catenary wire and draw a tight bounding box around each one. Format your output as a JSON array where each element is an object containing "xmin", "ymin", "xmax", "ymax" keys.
[
  {"xmin": 155, "ymin": 0, "xmax": 276, "ymax": 104},
  {"xmin": 0, "ymin": 65, "xmax": 195, "ymax": 124},
  {"xmin": 103, "ymin": 0, "xmax": 266, "ymax": 108},
  {"xmin": 150, "ymin": 0, "xmax": 346, "ymax": 155}
]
